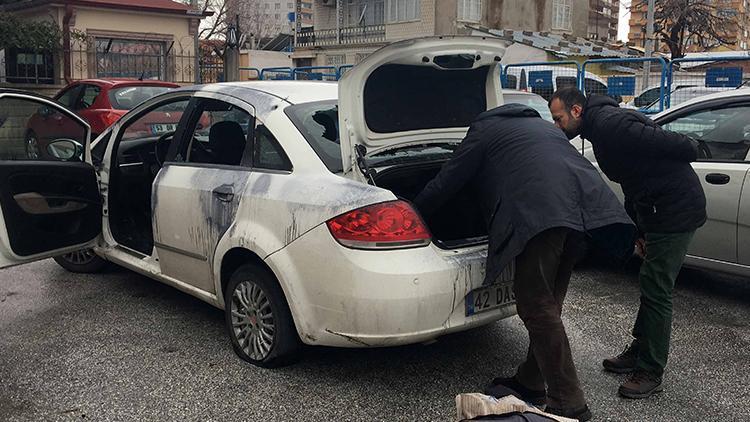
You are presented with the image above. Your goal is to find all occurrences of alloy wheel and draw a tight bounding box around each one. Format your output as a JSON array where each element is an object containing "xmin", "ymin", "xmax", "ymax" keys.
[
  {"xmin": 61, "ymin": 249, "xmax": 97, "ymax": 265},
  {"xmin": 230, "ymin": 280, "xmax": 275, "ymax": 361},
  {"xmin": 25, "ymin": 134, "xmax": 40, "ymax": 159}
]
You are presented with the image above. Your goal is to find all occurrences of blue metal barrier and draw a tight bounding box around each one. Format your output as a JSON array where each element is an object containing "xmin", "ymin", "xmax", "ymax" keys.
[
  {"xmin": 239, "ymin": 67, "xmax": 261, "ymax": 80},
  {"xmin": 668, "ymin": 55, "xmax": 750, "ymax": 108},
  {"xmin": 337, "ymin": 64, "xmax": 355, "ymax": 79},
  {"xmin": 582, "ymin": 57, "xmax": 669, "ymax": 113},
  {"xmin": 293, "ymin": 66, "xmax": 339, "ymax": 81},
  {"xmin": 259, "ymin": 67, "xmax": 294, "ymax": 80},
  {"xmin": 501, "ymin": 61, "xmax": 581, "ymax": 100}
]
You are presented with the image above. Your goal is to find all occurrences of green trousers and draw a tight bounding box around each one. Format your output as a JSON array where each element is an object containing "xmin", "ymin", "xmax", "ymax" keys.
[{"xmin": 632, "ymin": 231, "xmax": 695, "ymax": 376}]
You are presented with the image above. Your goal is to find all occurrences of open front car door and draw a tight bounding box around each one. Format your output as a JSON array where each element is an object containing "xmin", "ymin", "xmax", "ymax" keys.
[{"xmin": 0, "ymin": 90, "xmax": 101, "ymax": 268}]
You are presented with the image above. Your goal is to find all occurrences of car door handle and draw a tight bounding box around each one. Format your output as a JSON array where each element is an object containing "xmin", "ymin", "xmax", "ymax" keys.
[
  {"xmin": 705, "ymin": 173, "xmax": 730, "ymax": 185},
  {"xmin": 212, "ymin": 185, "xmax": 235, "ymax": 202}
]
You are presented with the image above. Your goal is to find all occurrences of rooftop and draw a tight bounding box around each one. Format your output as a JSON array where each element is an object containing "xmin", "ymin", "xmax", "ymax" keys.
[{"xmin": 469, "ymin": 26, "xmax": 637, "ymax": 59}]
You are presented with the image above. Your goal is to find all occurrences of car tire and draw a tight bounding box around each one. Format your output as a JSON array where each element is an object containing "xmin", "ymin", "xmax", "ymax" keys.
[
  {"xmin": 53, "ymin": 248, "xmax": 108, "ymax": 273},
  {"xmin": 224, "ymin": 264, "xmax": 301, "ymax": 368},
  {"xmin": 25, "ymin": 130, "xmax": 41, "ymax": 159}
]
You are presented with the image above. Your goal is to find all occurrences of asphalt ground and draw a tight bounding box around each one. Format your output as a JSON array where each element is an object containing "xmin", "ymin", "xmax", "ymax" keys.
[{"xmin": 1, "ymin": 259, "xmax": 748, "ymax": 421}]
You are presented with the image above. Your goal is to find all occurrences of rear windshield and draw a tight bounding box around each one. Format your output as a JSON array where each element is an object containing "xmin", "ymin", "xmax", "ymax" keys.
[
  {"xmin": 503, "ymin": 93, "xmax": 554, "ymax": 122},
  {"xmin": 109, "ymin": 86, "xmax": 173, "ymax": 110},
  {"xmin": 285, "ymin": 100, "xmax": 343, "ymax": 173},
  {"xmin": 364, "ymin": 64, "xmax": 489, "ymax": 133}
]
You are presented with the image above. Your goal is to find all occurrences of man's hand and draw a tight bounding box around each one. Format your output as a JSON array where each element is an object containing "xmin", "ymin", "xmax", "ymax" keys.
[{"xmin": 634, "ymin": 238, "xmax": 646, "ymax": 258}]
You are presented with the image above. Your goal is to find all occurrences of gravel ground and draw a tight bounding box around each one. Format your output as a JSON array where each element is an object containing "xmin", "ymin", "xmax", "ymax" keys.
[{"xmin": 1, "ymin": 259, "xmax": 748, "ymax": 421}]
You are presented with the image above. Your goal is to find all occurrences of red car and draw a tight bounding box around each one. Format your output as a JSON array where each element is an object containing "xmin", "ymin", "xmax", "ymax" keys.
[{"xmin": 25, "ymin": 79, "xmax": 179, "ymax": 159}]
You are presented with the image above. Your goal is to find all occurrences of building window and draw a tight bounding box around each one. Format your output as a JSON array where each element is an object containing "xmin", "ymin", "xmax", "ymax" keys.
[
  {"xmin": 457, "ymin": 0, "xmax": 482, "ymax": 22},
  {"xmin": 345, "ymin": 0, "xmax": 385, "ymax": 26},
  {"xmin": 4, "ymin": 48, "xmax": 54, "ymax": 84},
  {"xmin": 275, "ymin": 3, "xmax": 281, "ymax": 9},
  {"xmin": 326, "ymin": 54, "xmax": 347, "ymax": 65},
  {"xmin": 552, "ymin": 0, "xmax": 572, "ymax": 31},
  {"xmin": 387, "ymin": 0, "xmax": 420, "ymax": 23},
  {"xmin": 95, "ymin": 38, "xmax": 166, "ymax": 80}
]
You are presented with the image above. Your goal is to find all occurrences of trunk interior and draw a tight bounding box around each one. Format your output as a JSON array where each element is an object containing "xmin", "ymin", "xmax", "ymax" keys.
[{"xmin": 373, "ymin": 162, "xmax": 488, "ymax": 249}]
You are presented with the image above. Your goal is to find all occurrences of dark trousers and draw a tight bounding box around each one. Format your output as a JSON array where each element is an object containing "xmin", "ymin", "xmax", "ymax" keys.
[
  {"xmin": 513, "ymin": 227, "xmax": 586, "ymax": 410},
  {"xmin": 632, "ymin": 231, "xmax": 694, "ymax": 376}
]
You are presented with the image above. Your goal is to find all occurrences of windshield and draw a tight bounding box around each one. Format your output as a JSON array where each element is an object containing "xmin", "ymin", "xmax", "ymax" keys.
[
  {"xmin": 109, "ymin": 86, "xmax": 173, "ymax": 110},
  {"xmin": 503, "ymin": 92, "xmax": 554, "ymax": 122},
  {"xmin": 285, "ymin": 100, "xmax": 342, "ymax": 173}
]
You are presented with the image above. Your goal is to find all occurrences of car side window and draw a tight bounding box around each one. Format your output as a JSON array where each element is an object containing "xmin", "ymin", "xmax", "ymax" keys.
[
  {"xmin": 120, "ymin": 99, "xmax": 191, "ymax": 143},
  {"xmin": 56, "ymin": 85, "xmax": 82, "ymax": 109},
  {"xmin": 254, "ymin": 122, "xmax": 291, "ymax": 171},
  {"xmin": 661, "ymin": 105, "xmax": 750, "ymax": 161},
  {"xmin": 77, "ymin": 85, "xmax": 101, "ymax": 110},
  {"xmin": 0, "ymin": 97, "xmax": 86, "ymax": 162},
  {"xmin": 185, "ymin": 99, "xmax": 254, "ymax": 167}
]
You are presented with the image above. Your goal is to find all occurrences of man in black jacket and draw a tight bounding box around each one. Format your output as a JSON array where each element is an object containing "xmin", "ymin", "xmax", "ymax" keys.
[
  {"xmin": 413, "ymin": 103, "xmax": 636, "ymax": 422},
  {"xmin": 548, "ymin": 87, "xmax": 707, "ymax": 399}
]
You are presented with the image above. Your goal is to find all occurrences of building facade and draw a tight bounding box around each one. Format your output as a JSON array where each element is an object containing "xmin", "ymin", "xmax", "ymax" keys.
[
  {"xmin": 588, "ymin": 0, "xmax": 619, "ymax": 42},
  {"xmin": 628, "ymin": 0, "xmax": 749, "ymax": 53},
  {"xmin": 293, "ymin": 0, "xmax": 589, "ymax": 67}
]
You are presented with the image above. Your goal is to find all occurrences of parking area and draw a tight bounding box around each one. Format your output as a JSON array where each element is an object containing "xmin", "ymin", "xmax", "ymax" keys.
[{"xmin": 1, "ymin": 260, "xmax": 748, "ymax": 421}]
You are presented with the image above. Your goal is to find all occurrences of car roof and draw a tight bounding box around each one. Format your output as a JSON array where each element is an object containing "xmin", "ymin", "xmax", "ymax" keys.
[
  {"xmin": 72, "ymin": 79, "xmax": 180, "ymax": 87},
  {"xmin": 176, "ymin": 81, "xmax": 339, "ymax": 105},
  {"xmin": 654, "ymin": 87, "xmax": 750, "ymax": 118},
  {"xmin": 502, "ymin": 89, "xmax": 539, "ymax": 96}
]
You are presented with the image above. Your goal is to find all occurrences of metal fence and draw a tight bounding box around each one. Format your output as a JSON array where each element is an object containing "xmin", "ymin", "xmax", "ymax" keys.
[
  {"xmin": 667, "ymin": 56, "xmax": 750, "ymax": 109},
  {"xmin": 293, "ymin": 66, "xmax": 339, "ymax": 81},
  {"xmin": 501, "ymin": 61, "xmax": 581, "ymax": 101},
  {"xmin": 582, "ymin": 57, "xmax": 669, "ymax": 113},
  {"xmin": 1, "ymin": 38, "xmax": 223, "ymax": 87}
]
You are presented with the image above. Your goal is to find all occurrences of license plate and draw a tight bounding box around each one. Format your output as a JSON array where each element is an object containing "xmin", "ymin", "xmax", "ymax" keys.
[
  {"xmin": 465, "ymin": 283, "xmax": 516, "ymax": 316},
  {"xmin": 150, "ymin": 123, "xmax": 177, "ymax": 134}
]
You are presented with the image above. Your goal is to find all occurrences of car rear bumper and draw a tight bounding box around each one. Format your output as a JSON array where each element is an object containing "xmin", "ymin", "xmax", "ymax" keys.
[{"xmin": 264, "ymin": 224, "xmax": 516, "ymax": 348}]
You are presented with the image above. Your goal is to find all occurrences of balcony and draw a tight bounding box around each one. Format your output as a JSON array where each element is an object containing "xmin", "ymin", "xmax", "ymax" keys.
[{"xmin": 296, "ymin": 25, "xmax": 386, "ymax": 48}]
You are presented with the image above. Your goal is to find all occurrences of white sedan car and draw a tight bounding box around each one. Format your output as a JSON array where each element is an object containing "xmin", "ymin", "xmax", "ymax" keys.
[
  {"xmin": 578, "ymin": 88, "xmax": 750, "ymax": 277},
  {"xmin": 0, "ymin": 37, "xmax": 516, "ymax": 367}
]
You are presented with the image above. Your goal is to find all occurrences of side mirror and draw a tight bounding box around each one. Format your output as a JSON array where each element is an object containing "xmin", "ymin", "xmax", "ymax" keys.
[{"xmin": 47, "ymin": 138, "xmax": 84, "ymax": 162}]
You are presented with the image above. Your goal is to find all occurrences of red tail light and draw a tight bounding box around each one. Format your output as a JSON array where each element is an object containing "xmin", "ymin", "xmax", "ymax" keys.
[{"xmin": 326, "ymin": 200, "xmax": 431, "ymax": 250}]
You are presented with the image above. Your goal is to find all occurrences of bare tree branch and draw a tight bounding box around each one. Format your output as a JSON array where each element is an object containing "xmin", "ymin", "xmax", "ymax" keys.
[{"xmin": 632, "ymin": 0, "xmax": 737, "ymax": 59}]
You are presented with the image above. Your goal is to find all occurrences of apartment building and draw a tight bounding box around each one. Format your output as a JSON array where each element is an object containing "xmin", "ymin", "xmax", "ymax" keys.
[
  {"xmin": 293, "ymin": 0, "xmax": 589, "ymax": 67},
  {"xmin": 588, "ymin": 0, "xmax": 619, "ymax": 41},
  {"xmin": 628, "ymin": 0, "xmax": 749, "ymax": 53}
]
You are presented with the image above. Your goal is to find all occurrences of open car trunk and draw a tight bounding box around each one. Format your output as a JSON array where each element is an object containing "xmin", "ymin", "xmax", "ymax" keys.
[{"xmin": 373, "ymin": 162, "xmax": 488, "ymax": 249}]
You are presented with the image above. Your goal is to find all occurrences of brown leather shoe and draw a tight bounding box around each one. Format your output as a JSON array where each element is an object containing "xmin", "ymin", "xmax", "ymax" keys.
[
  {"xmin": 618, "ymin": 370, "xmax": 663, "ymax": 399},
  {"xmin": 603, "ymin": 342, "xmax": 638, "ymax": 374}
]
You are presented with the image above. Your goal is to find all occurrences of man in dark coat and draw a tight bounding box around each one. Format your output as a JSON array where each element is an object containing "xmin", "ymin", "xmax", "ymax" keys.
[
  {"xmin": 413, "ymin": 103, "xmax": 635, "ymax": 422},
  {"xmin": 548, "ymin": 87, "xmax": 707, "ymax": 400}
]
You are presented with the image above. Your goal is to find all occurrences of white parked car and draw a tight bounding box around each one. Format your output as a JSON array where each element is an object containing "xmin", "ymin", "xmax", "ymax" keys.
[
  {"xmin": 579, "ymin": 88, "xmax": 750, "ymax": 277},
  {"xmin": 0, "ymin": 37, "xmax": 517, "ymax": 367}
]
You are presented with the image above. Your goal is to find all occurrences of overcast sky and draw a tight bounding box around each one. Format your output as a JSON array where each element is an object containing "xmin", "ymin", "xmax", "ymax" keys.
[{"xmin": 618, "ymin": 0, "xmax": 631, "ymax": 42}]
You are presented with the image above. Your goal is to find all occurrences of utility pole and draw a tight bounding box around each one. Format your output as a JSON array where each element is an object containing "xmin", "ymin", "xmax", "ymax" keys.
[
  {"xmin": 191, "ymin": 0, "xmax": 200, "ymax": 84},
  {"xmin": 643, "ymin": 0, "xmax": 656, "ymax": 89},
  {"xmin": 224, "ymin": 0, "xmax": 241, "ymax": 82}
]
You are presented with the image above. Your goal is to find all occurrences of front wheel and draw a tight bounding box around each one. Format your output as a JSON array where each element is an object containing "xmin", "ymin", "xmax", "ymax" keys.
[
  {"xmin": 53, "ymin": 249, "xmax": 107, "ymax": 273},
  {"xmin": 224, "ymin": 264, "xmax": 301, "ymax": 367}
]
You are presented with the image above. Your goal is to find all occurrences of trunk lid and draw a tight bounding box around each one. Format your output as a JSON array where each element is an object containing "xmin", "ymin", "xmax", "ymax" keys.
[{"xmin": 338, "ymin": 36, "xmax": 506, "ymax": 173}]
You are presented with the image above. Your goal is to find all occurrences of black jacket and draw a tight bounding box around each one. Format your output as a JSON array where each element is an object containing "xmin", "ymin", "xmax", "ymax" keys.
[
  {"xmin": 581, "ymin": 95, "xmax": 707, "ymax": 234},
  {"xmin": 413, "ymin": 104, "xmax": 636, "ymax": 285}
]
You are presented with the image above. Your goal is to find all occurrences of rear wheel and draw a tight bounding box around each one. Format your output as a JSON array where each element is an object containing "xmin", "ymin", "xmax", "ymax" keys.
[
  {"xmin": 224, "ymin": 264, "xmax": 301, "ymax": 367},
  {"xmin": 53, "ymin": 248, "xmax": 107, "ymax": 273}
]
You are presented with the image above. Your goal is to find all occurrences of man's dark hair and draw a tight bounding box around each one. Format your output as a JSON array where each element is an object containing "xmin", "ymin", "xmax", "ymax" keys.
[{"xmin": 549, "ymin": 86, "xmax": 586, "ymax": 110}]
